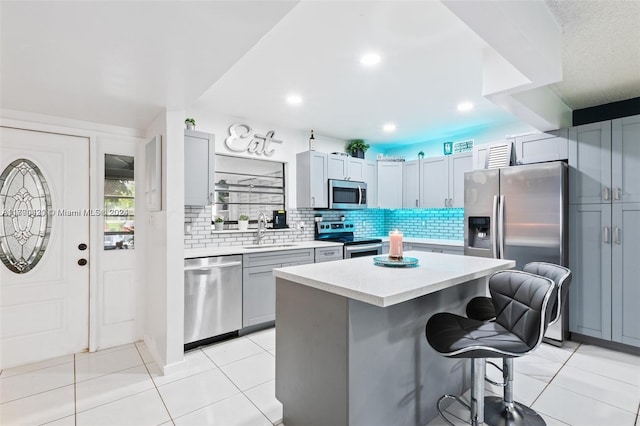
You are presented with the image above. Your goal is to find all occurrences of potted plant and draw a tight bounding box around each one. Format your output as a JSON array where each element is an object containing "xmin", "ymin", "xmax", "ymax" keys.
[
  {"xmin": 185, "ymin": 118, "xmax": 196, "ymax": 130},
  {"xmin": 214, "ymin": 216, "xmax": 224, "ymax": 231},
  {"xmin": 346, "ymin": 139, "xmax": 370, "ymax": 159},
  {"xmin": 238, "ymin": 214, "xmax": 250, "ymax": 231},
  {"xmin": 418, "ymin": 151, "xmax": 425, "ymax": 159}
]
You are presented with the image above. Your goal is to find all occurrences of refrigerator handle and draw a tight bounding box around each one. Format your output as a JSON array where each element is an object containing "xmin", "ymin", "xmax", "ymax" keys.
[
  {"xmin": 491, "ymin": 195, "xmax": 499, "ymax": 258},
  {"xmin": 498, "ymin": 195, "xmax": 505, "ymax": 259}
]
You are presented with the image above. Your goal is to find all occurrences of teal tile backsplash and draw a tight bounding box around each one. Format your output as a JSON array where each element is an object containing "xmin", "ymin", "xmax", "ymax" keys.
[{"xmin": 313, "ymin": 208, "xmax": 464, "ymax": 240}]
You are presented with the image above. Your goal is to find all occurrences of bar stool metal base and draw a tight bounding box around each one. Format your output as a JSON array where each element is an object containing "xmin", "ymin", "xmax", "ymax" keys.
[{"xmin": 483, "ymin": 396, "xmax": 546, "ymax": 426}]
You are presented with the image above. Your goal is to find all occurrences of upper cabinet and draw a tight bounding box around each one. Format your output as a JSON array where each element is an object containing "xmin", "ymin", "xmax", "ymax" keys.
[
  {"xmin": 569, "ymin": 115, "xmax": 640, "ymax": 205},
  {"xmin": 403, "ymin": 160, "xmax": 420, "ymax": 208},
  {"xmin": 184, "ymin": 130, "xmax": 215, "ymax": 206},
  {"xmin": 364, "ymin": 160, "xmax": 377, "ymax": 208},
  {"xmin": 421, "ymin": 153, "xmax": 472, "ymax": 208},
  {"xmin": 377, "ymin": 161, "xmax": 403, "ymax": 208},
  {"xmin": 514, "ymin": 129, "xmax": 568, "ymax": 165},
  {"xmin": 296, "ymin": 151, "xmax": 328, "ymax": 208},
  {"xmin": 327, "ymin": 153, "xmax": 365, "ymax": 181}
]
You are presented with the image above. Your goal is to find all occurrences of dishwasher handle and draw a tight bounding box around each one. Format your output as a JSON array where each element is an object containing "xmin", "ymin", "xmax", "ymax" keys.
[{"xmin": 184, "ymin": 261, "xmax": 242, "ymax": 271}]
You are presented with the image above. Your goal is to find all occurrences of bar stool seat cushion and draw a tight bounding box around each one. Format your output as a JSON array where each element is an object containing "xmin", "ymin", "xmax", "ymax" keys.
[{"xmin": 427, "ymin": 313, "xmax": 531, "ymax": 358}]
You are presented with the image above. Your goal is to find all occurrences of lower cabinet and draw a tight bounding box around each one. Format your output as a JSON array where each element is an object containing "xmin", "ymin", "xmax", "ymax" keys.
[
  {"xmin": 242, "ymin": 249, "xmax": 314, "ymax": 327},
  {"xmin": 381, "ymin": 241, "xmax": 463, "ymax": 256},
  {"xmin": 315, "ymin": 246, "xmax": 343, "ymax": 263},
  {"xmin": 569, "ymin": 203, "xmax": 640, "ymax": 348}
]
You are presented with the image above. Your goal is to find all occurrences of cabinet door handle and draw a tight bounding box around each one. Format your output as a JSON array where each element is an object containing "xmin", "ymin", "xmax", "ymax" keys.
[
  {"xmin": 449, "ymin": 198, "xmax": 453, "ymax": 207},
  {"xmin": 614, "ymin": 187, "xmax": 622, "ymax": 201},
  {"xmin": 415, "ymin": 199, "xmax": 418, "ymax": 207},
  {"xmin": 614, "ymin": 226, "xmax": 621, "ymax": 244},
  {"xmin": 311, "ymin": 196, "xmax": 315, "ymax": 207},
  {"xmin": 603, "ymin": 187, "xmax": 611, "ymax": 201},
  {"xmin": 603, "ymin": 226, "xmax": 610, "ymax": 244},
  {"xmin": 444, "ymin": 198, "xmax": 448, "ymax": 207}
]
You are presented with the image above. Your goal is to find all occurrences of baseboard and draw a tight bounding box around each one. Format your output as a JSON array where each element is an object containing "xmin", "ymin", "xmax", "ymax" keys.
[{"xmin": 569, "ymin": 332, "xmax": 640, "ymax": 356}]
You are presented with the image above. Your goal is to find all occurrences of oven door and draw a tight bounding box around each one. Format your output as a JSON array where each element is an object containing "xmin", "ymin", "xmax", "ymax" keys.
[
  {"xmin": 344, "ymin": 243, "xmax": 382, "ymax": 259},
  {"xmin": 329, "ymin": 179, "xmax": 367, "ymax": 209}
]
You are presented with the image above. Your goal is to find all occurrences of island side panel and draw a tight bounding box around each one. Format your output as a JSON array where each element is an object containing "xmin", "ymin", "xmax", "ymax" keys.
[
  {"xmin": 275, "ymin": 278, "xmax": 350, "ymax": 426},
  {"xmin": 347, "ymin": 277, "xmax": 486, "ymax": 426}
]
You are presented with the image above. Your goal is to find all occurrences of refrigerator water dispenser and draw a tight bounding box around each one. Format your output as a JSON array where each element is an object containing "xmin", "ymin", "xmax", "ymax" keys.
[{"xmin": 468, "ymin": 216, "xmax": 491, "ymax": 249}]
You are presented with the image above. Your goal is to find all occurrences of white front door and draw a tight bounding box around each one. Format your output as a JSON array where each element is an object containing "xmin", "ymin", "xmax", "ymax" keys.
[{"xmin": 0, "ymin": 127, "xmax": 90, "ymax": 369}]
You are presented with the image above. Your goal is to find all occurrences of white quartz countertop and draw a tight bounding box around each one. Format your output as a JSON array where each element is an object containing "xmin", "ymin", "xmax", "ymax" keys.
[
  {"xmin": 184, "ymin": 240, "xmax": 343, "ymax": 258},
  {"xmin": 378, "ymin": 237, "xmax": 463, "ymax": 246},
  {"xmin": 273, "ymin": 251, "xmax": 515, "ymax": 307}
]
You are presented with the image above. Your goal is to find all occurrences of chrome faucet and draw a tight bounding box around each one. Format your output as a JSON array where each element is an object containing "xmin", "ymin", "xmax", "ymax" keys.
[{"xmin": 256, "ymin": 212, "xmax": 267, "ymax": 245}]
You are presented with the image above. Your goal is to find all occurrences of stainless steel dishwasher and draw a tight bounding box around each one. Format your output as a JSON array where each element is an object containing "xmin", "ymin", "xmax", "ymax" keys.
[{"xmin": 184, "ymin": 255, "xmax": 242, "ymax": 344}]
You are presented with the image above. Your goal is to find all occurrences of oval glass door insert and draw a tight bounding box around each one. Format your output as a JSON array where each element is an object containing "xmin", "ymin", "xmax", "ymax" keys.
[{"xmin": 0, "ymin": 159, "xmax": 52, "ymax": 273}]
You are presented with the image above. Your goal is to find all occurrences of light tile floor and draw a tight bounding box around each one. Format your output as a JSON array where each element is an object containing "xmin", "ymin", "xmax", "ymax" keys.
[{"xmin": 1, "ymin": 327, "xmax": 639, "ymax": 426}]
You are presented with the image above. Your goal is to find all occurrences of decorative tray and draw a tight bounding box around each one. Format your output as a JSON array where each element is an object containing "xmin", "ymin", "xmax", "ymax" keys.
[{"xmin": 373, "ymin": 256, "xmax": 419, "ymax": 268}]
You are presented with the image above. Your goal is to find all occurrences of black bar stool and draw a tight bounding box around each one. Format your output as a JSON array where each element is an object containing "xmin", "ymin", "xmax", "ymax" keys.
[
  {"xmin": 465, "ymin": 262, "xmax": 572, "ymax": 426},
  {"xmin": 425, "ymin": 270, "xmax": 557, "ymax": 426}
]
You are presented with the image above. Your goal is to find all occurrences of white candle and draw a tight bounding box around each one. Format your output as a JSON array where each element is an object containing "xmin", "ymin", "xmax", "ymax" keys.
[{"xmin": 389, "ymin": 229, "xmax": 403, "ymax": 260}]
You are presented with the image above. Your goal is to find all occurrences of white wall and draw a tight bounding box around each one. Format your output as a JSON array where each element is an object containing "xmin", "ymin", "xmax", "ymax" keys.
[
  {"xmin": 143, "ymin": 109, "xmax": 185, "ymax": 374},
  {"xmin": 383, "ymin": 121, "xmax": 535, "ymax": 159}
]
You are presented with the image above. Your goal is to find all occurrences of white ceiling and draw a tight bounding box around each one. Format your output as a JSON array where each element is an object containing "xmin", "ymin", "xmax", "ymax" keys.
[{"xmin": 2, "ymin": 0, "xmax": 639, "ymax": 145}]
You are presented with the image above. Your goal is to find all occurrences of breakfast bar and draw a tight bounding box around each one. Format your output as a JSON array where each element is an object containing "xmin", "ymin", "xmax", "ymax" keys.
[{"xmin": 273, "ymin": 251, "xmax": 515, "ymax": 426}]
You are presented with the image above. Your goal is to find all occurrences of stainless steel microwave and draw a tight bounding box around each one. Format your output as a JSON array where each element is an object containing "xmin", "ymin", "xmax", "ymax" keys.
[{"xmin": 329, "ymin": 179, "xmax": 367, "ymax": 209}]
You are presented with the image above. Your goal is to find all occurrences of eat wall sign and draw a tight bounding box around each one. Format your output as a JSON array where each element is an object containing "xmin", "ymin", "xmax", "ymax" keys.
[{"xmin": 224, "ymin": 123, "xmax": 282, "ymax": 156}]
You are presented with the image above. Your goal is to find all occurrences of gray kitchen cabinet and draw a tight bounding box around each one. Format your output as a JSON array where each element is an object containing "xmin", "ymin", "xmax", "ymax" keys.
[
  {"xmin": 364, "ymin": 160, "xmax": 377, "ymax": 208},
  {"xmin": 377, "ymin": 161, "xmax": 404, "ymax": 209},
  {"xmin": 420, "ymin": 153, "xmax": 472, "ymax": 208},
  {"xmin": 612, "ymin": 115, "xmax": 640, "ymax": 203},
  {"xmin": 514, "ymin": 129, "xmax": 568, "ymax": 165},
  {"xmin": 403, "ymin": 160, "xmax": 420, "ymax": 208},
  {"xmin": 328, "ymin": 154, "xmax": 365, "ymax": 181},
  {"xmin": 569, "ymin": 121, "xmax": 612, "ymax": 205},
  {"xmin": 315, "ymin": 246, "xmax": 343, "ymax": 263},
  {"xmin": 381, "ymin": 241, "xmax": 463, "ymax": 256},
  {"xmin": 611, "ymin": 202, "xmax": 640, "ymax": 347},
  {"xmin": 570, "ymin": 115, "xmax": 640, "ymax": 205},
  {"xmin": 568, "ymin": 203, "xmax": 612, "ymax": 340},
  {"xmin": 568, "ymin": 115, "xmax": 640, "ymax": 348},
  {"xmin": 242, "ymin": 249, "xmax": 314, "ymax": 327},
  {"xmin": 184, "ymin": 130, "xmax": 215, "ymax": 206},
  {"xmin": 296, "ymin": 151, "xmax": 328, "ymax": 208}
]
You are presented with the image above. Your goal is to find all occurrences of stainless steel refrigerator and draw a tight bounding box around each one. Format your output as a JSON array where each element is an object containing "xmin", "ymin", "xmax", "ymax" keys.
[{"xmin": 464, "ymin": 161, "xmax": 568, "ymax": 344}]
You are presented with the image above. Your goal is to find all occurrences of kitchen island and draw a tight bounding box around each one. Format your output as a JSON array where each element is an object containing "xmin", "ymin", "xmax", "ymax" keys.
[{"xmin": 273, "ymin": 251, "xmax": 515, "ymax": 426}]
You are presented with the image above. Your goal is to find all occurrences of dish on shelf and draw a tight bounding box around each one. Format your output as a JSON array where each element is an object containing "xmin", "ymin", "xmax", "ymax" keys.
[{"xmin": 373, "ymin": 256, "xmax": 419, "ymax": 268}]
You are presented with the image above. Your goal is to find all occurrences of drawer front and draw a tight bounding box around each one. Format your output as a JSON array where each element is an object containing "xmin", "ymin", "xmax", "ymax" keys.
[
  {"xmin": 243, "ymin": 248, "xmax": 314, "ymax": 268},
  {"xmin": 315, "ymin": 247, "xmax": 343, "ymax": 262}
]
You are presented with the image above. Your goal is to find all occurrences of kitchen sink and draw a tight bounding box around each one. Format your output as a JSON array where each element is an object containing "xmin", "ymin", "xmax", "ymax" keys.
[{"xmin": 242, "ymin": 244, "xmax": 298, "ymax": 249}]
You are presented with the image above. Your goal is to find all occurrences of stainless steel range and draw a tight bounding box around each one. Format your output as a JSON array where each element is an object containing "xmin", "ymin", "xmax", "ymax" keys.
[{"xmin": 315, "ymin": 220, "xmax": 382, "ymax": 258}]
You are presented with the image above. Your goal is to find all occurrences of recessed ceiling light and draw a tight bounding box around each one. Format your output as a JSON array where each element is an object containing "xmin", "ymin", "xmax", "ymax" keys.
[
  {"xmin": 457, "ymin": 101, "xmax": 474, "ymax": 112},
  {"xmin": 360, "ymin": 53, "xmax": 381, "ymax": 66},
  {"xmin": 383, "ymin": 123, "xmax": 396, "ymax": 132},
  {"xmin": 286, "ymin": 94, "xmax": 303, "ymax": 105}
]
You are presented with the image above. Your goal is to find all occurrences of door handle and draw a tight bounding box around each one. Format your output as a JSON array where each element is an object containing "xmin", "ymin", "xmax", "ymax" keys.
[
  {"xmin": 614, "ymin": 187, "xmax": 622, "ymax": 201},
  {"xmin": 78, "ymin": 259, "xmax": 88, "ymax": 266},
  {"xmin": 603, "ymin": 187, "xmax": 611, "ymax": 201},
  {"xmin": 614, "ymin": 226, "xmax": 621, "ymax": 244},
  {"xmin": 78, "ymin": 243, "xmax": 87, "ymax": 251},
  {"xmin": 603, "ymin": 226, "xmax": 610, "ymax": 244}
]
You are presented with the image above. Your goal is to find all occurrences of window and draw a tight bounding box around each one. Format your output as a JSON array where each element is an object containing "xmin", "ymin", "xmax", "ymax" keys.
[
  {"xmin": 214, "ymin": 155, "xmax": 285, "ymax": 223},
  {"xmin": 104, "ymin": 154, "xmax": 134, "ymax": 250}
]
